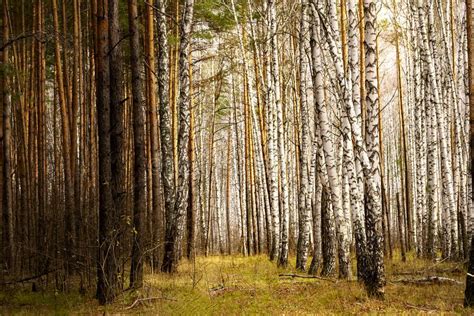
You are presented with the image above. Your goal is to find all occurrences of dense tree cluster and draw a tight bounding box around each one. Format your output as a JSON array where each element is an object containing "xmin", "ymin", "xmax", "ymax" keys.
[{"xmin": 0, "ymin": 0, "xmax": 473, "ymax": 305}]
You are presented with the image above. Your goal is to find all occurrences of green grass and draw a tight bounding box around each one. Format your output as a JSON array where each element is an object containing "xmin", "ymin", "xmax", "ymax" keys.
[{"xmin": 1, "ymin": 253, "xmax": 472, "ymax": 315}]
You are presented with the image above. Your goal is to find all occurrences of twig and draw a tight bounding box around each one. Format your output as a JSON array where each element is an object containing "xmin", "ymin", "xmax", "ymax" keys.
[
  {"xmin": 124, "ymin": 296, "xmax": 177, "ymax": 310},
  {"xmin": 405, "ymin": 303, "xmax": 437, "ymax": 312},
  {"xmin": 0, "ymin": 33, "xmax": 38, "ymax": 51},
  {"xmin": 278, "ymin": 273, "xmax": 336, "ymax": 282},
  {"xmin": 208, "ymin": 285, "xmax": 237, "ymax": 297}
]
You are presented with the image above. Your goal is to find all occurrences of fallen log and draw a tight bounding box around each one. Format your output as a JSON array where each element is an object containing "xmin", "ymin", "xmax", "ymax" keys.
[
  {"xmin": 393, "ymin": 267, "xmax": 463, "ymax": 276},
  {"xmin": 393, "ymin": 276, "xmax": 462, "ymax": 285},
  {"xmin": 278, "ymin": 274, "xmax": 336, "ymax": 282}
]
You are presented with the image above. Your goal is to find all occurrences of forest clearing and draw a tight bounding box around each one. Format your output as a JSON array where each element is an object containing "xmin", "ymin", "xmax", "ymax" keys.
[
  {"xmin": 1, "ymin": 0, "xmax": 474, "ymax": 313},
  {"xmin": 0, "ymin": 254, "xmax": 469, "ymax": 314}
]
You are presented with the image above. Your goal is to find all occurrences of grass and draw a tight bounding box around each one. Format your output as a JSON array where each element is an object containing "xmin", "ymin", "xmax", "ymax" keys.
[{"xmin": 0, "ymin": 252, "xmax": 472, "ymax": 315}]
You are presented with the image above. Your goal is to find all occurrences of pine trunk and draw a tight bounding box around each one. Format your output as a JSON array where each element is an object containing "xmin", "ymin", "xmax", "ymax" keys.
[
  {"xmin": 128, "ymin": 0, "xmax": 146, "ymax": 289},
  {"xmin": 96, "ymin": 0, "xmax": 119, "ymax": 304}
]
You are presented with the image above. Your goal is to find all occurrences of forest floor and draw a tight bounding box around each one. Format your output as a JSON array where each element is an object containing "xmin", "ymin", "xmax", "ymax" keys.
[{"xmin": 0, "ymin": 252, "xmax": 471, "ymax": 315}]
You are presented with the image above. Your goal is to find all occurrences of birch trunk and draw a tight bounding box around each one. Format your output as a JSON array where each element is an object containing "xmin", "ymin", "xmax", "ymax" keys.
[
  {"xmin": 266, "ymin": 0, "xmax": 290, "ymax": 267},
  {"xmin": 162, "ymin": 0, "xmax": 194, "ymax": 273},
  {"xmin": 363, "ymin": 0, "xmax": 385, "ymax": 297},
  {"xmin": 309, "ymin": 4, "xmax": 336, "ymax": 276},
  {"xmin": 313, "ymin": 0, "xmax": 352, "ymax": 279},
  {"xmin": 346, "ymin": 0, "xmax": 367, "ymax": 280},
  {"xmin": 296, "ymin": 0, "xmax": 312, "ymax": 271},
  {"xmin": 416, "ymin": 0, "xmax": 458, "ymax": 259},
  {"xmin": 464, "ymin": 0, "xmax": 474, "ymax": 306}
]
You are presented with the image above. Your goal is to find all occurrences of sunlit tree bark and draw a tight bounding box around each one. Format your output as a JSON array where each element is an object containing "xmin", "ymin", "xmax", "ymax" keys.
[{"xmin": 162, "ymin": 0, "xmax": 194, "ymax": 273}]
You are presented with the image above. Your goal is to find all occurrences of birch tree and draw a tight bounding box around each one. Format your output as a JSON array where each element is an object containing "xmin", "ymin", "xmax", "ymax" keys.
[
  {"xmin": 362, "ymin": 0, "xmax": 385, "ymax": 298},
  {"xmin": 464, "ymin": 0, "xmax": 474, "ymax": 306},
  {"xmin": 296, "ymin": 0, "xmax": 312, "ymax": 271},
  {"xmin": 162, "ymin": 0, "xmax": 195, "ymax": 273}
]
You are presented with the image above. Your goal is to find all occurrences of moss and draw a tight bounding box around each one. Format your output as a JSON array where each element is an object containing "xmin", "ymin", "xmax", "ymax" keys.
[{"xmin": 0, "ymin": 253, "xmax": 469, "ymax": 314}]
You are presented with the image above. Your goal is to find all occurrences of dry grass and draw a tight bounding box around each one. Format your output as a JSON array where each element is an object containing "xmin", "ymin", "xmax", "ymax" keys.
[{"xmin": 0, "ymin": 252, "xmax": 472, "ymax": 315}]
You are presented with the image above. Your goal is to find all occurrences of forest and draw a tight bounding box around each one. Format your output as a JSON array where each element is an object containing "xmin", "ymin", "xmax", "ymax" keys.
[{"xmin": 0, "ymin": 0, "xmax": 474, "ymax": 313}]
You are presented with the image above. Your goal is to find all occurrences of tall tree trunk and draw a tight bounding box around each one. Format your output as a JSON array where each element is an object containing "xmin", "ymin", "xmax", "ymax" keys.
[
  {"xmin": 417, "ymin": 0, "xmax": 458, "ymax": 259},
  {"xmin": 363, "ymin": 0, "xmax": 385, "ymax": 298},
  {"xmin": 186, "ymin": 59, "xmax": 195, "ymax": 260},
  {"xmin": 146, "ymin": 0, "xmax": 161, "ymax": 270},
  {"xmin": 296, "ymin": 0, "xmax": 311, "ymax": 272},
  {"xmin": 128, "ymin": 0, "xmax": 146, "ymax": 289},
  {"xmin": 309, "ymin": 4, "xmax": 336, "ymax": 276},
  {"xmin": 162, "ymin": 0, "xmax": 194, "ymax": 273},
  {"xmin": 315, "ymin": 0, "xmax": 352, "ymax": 279},
  {"xmin": 347, "ymin": 0, "xmax": 367, "ymax": 280},
  {"xmin": 261, "ymin": 2, "xmax": 280, "ymax": 261},
  {"xmin": 267, "ymin": 0, "xmax": 289, "ymax": 268},
  {"xmin": 108, "ymin": 0, "xmax": 126, "ymax": 282},
  {"xmin": 464, "ymin": 0, "xmax": 474, "ymax": 306},
  {"xmin": 156, "ymin": 0, "xmax": 175, "ymax": 268},
  {"xmin": 426, "ymin": 86, "xmax": 439, "ymax": 258},
  {"xmin": 231, "ymin": 74, "xmax": 247, "ymax": 255},
  {"xmin": 52, "ymin": 0, "xmax": 75, "ymax": 276},
  {"xmin": 1, "ymin": 0, "xmax": 13, "ymax": 272},
  {"xmin": 205, "ymin": 93, "xmax": 216, "ymax": 256},
  {"xmin": 96, "ymin": 0, "xmax": 119, "ymax": 304},
  {"xmin": 226, "ymin": 128, "xmax": 232, "ymax": 255}
]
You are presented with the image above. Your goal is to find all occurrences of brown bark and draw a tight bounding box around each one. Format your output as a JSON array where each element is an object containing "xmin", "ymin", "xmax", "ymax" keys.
[
  {"xmin": 396, "ymin": 192, "xmax": 406, "ymax": 262},
  {"xmin": 52, "ymin": 0, "xmax": 75, "ymax": 276},
  {"xmin": 108, "ymin": 0, "xmax": 126, "ymax": 268},
  {"xmin": 145, "ymin": 0, "xmax": 162, "ymax": 270},
  {"xmin": 128, "ymin": 0, "xmax": 146, "ymax": 289},
  {"xmin": 96, "ymin": 0, "xmax": 120, "ymax": 305},
  {"xmin": 464, "ymin": 0, "xmax": 474, "ymax": 307},
  {"xmin": 1, "ymin": 0, "xmax": 13, "ymax": 271},
  {"xmin": 205, "ymin": 93, "xmax": 216, "ymax": 256},
  {"xmin": 35, "ymin": 0, "xmax": 47, "ymax": 274}
]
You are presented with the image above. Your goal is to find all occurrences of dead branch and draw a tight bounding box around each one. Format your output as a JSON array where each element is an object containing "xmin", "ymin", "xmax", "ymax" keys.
[
  {"xmin": 393, "ymin": 267, "xmax": 463, "ymax": 276},
  {"xmin": 393, "ymin": 276, "xmax": 462, "ymax": 285},
  {"xmin": 404, "ymin": 303, "xmax": 437, "ymax": 312},
  {"xmin": 208, "ymin": 285, "xmax": 237, "ymax": 297},
  {"xmin": 124, "ymin": 296, "xmax": 177, "ymax": 310},
  {"xmin": 278, "ymin": 274, "xmax": 336, "ymax": 282},
  {"xmin": 0, "ymin": 269, "xmax": 58, "ymax": 285}
]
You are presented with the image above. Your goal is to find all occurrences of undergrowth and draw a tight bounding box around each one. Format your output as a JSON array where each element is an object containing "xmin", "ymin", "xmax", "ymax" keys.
[{"xmin": 0, "ymin": 252, "xmax": 472, "ymax": 315}]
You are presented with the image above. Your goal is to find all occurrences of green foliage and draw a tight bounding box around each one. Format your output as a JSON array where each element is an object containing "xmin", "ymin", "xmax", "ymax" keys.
[
  {"xmin": 194, "ymin": 0, "xmax": 236, "ymax": 34},
  {"xmin": 215, "ymin": 96, "xmax": 230, "ymax": 118},
  {"xmin": 193, "ymin": 30, "xmax": 214, "ymax": 41},
  {"xmin": 0, "ymin": 62, "xmax": 15, "ymax": 79},
  {"xmin": 168, "ymin": 33, "xmax": 180, "ymax": 46}
]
